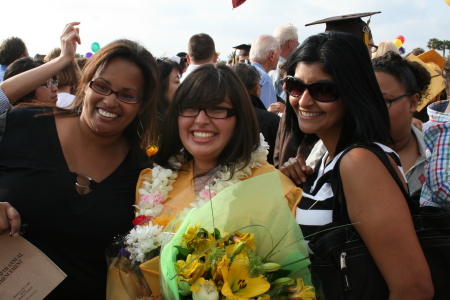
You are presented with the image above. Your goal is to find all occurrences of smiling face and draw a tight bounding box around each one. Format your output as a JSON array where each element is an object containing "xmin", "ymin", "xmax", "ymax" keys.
[
  {"xmin": 178, "ymin": 99, "xmax": 237, "ymax": 170},
  {"xmin": 375, "ymin": 71, "xmax": 418, "ymax": 143},
  {"xmin": 80, "ymin": 57, "xmax": 143, "ymax": 138},
  {"xmin": 33, "ymin": 78, "xmax": 58, "ymax": 104},
  {"xmin": 289, "ymin": 62, "xmax": 346, "ymax": 147}
]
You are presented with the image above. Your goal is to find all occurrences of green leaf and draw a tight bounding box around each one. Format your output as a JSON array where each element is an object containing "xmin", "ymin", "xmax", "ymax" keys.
[{"xmin": 174, "ymin": 246, "xmax": 192, "ymax": 258}]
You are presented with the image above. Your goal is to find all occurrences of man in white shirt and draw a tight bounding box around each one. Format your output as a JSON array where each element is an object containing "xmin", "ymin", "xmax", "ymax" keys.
[{"xmin": 181, "ymin": 33, "xmax": 217, "ymax": 83}]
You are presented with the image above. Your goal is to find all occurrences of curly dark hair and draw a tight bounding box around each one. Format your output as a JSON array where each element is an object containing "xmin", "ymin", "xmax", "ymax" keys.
[{"xmin": 372, "ymin": 51, "xmax": 431, "ymax": 105}]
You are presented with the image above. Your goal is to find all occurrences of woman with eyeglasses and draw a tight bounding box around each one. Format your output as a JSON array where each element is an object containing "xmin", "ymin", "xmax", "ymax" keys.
[
  {"xmin": 150, "ymin": 63, "xmax": 300, "ymax": 214},
  {"xmin": 0, "ymin": 22, "xmax": 158, "ymax": 299},
  {"xmin": 283, "ymin": 32, "xmax": 433, "ymax": 299},
  {"xmin": 126, "ymin": 63, "xmax": 303, "ymax": 296},
  {"xmin": 44, "ymin": 47, "xmax": 81, "ymax": 108},
  {"xmin": 372, "ymin": 51, "xmax": 431, "ymax": 198},
  {"xmin": 3, "ymin": 57, "xmax": 59, "ymax": 105}
]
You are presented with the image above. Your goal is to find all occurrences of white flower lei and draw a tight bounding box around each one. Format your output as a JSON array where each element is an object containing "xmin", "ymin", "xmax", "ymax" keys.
[{"xmin": 136, "ymin": 134, "xmax": 269, "ymax": 215}]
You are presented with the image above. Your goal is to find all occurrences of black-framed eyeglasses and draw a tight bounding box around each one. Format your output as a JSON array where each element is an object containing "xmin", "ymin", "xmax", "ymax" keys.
[
  {"xmin": 285, "ymin": 76, "xmax": 339, "ymax": 102},
  {"xmin": 41, "ymin": 80, "xmax": 58, "ymax": 88},
  {"xmin": 369, "ymin": 43, "xmax": 378, "ymax": 53},
  {"xmin": 89, "ymin": 81, "xmax": 141, "ymax": 104},
  {"xmin": 385, "ymin": 92, "xmax": 413, "ymax": 108},
  {"xmin": 178, "ymin": 106, "xmax": 236, "ymax": 119}
]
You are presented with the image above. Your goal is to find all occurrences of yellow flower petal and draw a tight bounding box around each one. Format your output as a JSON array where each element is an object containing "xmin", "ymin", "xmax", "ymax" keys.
[
  {"xmin": 191, "ymin": 277, "xmax": 206, "ymax": 292},
  {"xmin": 221, "ymin": 254, "xmax": 270, "ymax": 299}
]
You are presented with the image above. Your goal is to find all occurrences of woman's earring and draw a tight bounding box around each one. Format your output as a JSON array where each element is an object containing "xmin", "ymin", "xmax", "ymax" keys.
[{"xmin": 137, "ymin": 114, "xmax": 144, "ymax": 139}]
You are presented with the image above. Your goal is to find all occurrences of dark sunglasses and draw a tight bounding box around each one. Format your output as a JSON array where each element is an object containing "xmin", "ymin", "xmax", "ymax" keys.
[{"xmin": 285, "ymin": 76, "xmax": 339, "ymax": 102}]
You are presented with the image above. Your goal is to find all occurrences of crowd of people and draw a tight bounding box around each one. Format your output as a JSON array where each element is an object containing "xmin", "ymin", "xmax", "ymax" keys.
[{"xmin": 0, "ymin": 12, "xmax": 449, "ymax": 300}]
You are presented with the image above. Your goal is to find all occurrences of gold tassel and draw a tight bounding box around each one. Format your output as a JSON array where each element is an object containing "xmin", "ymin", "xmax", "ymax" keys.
[{"xmin": 364, "ymin": 19, "xmax": 371, "ymax": 46}]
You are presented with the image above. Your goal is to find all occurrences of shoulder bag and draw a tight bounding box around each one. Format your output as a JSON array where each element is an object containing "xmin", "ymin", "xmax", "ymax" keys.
[{"xmin": 308, "ymin": 143, "xmax": 450, "ymax": 300}]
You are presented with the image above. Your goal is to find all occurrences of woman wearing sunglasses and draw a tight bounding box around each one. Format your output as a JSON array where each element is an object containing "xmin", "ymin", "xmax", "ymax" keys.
[
  {"xmin": 283, "ymin": 32, "xmax": 433, "ymax": 299},
  {"xmin": 0, "ymin": 22, "xmax": 158, "ymax": 299}
]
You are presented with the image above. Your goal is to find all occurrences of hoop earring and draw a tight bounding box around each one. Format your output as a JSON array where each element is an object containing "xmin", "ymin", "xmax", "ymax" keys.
[
  {"xmin": 137, "ymin": 114, "xmax": 144, "ymax": 139},
  {"xmin": 77, "ymin": 102, "xmax": 83, "ymax": 116}
]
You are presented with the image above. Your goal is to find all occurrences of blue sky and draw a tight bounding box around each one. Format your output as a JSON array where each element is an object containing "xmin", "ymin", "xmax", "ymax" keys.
[{"xmin": 1, "ymin": 0, "xmax": 448, "ymax": 60}]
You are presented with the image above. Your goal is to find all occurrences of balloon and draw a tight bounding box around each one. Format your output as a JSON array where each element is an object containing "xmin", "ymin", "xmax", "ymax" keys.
[
  {"xmin": 396, "ymin": 35, "xmax": 405, "ymax": 44},
  {"xmin": 445, "ymin": 0, "xmax": 450, "ymax": 6},
  {"xmin": 399, "ymin": 47, "xmax": 405, "ymax": 55},
  {"xmin": 232, "ymin": 0, "xmax": 246, "ymax": 9},
  {"xmin": 91, "ymin": 42, "xmax": 100, "ymax": 53},
  {"xmin": 393, "ymin": 39, "xmax": 403, "ymax": 48},
  {"xmin": 85, "ymin": 52, "xmax": 93, "ymax": 58}
]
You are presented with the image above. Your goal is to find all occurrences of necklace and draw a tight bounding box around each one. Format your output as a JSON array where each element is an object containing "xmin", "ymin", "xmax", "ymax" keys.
[{"xmin": 135, "ymin": 134, "xmax": 269, "ymax": 217}]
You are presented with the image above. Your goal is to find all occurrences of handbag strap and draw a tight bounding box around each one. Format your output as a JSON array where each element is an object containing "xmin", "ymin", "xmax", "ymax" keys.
[
  {"xmin": 330, "ymin": 143, "xmax": 419, "ymax": 224},
  {"xmin": 0, "ymin": 110, "xmax": 7, "ymax": 144}
]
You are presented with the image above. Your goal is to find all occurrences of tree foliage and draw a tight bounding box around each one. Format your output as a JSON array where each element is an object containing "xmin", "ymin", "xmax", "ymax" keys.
[{"xmin": 427, "ymin": 38, "xmax": 450, "ymax": 56}]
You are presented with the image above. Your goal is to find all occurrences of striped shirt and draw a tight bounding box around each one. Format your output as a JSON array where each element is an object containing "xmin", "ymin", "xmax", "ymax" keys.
[
  {"xmin": 0, "ymin": 88, "xmax": 12, "ymax": 114},
  {"xmin": 296, "ymin": 143, "xmax": 405, "ymax": 246}
]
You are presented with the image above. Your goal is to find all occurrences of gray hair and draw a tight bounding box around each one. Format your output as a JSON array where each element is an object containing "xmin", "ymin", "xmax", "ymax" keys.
[
  {"xmin": 249, "ymin": 35, "xmax": 280, "ymax": 62},
  {"xmin": 273, "ymin": 24, "xmax": 298, "ymax": 48}
]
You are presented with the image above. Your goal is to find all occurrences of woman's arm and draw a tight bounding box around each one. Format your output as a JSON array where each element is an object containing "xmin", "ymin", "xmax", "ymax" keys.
[
  {"xmin": 340, "ymin": 148, "xmax": 434, "ymax": 300},
  {"xmin": 0, "ymin": 22, "xmax": 80, "ymax": 104}
]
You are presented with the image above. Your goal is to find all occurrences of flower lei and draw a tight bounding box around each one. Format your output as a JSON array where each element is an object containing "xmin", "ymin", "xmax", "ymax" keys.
[{"xmin": 136, "ymin": 134, "xmax": 269, "ymax": 216}]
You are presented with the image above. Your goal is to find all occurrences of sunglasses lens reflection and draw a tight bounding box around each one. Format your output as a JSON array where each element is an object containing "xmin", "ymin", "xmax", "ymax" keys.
[
  {"xmin": 310, "ymin": 82, "xmax": 337, "ymax": 101},
  {"xmin": 286, "ymin": 76, "xmax": 338, "ymax": 102}
]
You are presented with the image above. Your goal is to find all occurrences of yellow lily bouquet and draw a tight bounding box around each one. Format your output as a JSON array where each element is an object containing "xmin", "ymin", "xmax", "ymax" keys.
[{"xmin": 160, "ymin": 172, "xmax": 315, "ymax": 300}]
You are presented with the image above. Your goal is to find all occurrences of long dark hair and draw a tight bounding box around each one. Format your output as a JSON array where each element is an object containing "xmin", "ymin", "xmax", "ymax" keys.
[
  {"xmin": 156, "ymin": 58, "xmax": 182, "ymax": 125},
  {"xmin": 154, "ymin": 63, "xmax": 260, "ymax": 177},
  {"xmin": 284, "ymin": 31, "xmax": 392, "ymax": 155},
  {"xmin": 53, "ymin": 39, "xmax": 159, "ymax": 163}
]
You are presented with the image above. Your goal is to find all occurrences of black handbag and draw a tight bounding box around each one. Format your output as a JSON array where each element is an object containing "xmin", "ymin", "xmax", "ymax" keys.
[{"xmin": 308, "ymin": 143, "xmax": 450, "ymax": 300}]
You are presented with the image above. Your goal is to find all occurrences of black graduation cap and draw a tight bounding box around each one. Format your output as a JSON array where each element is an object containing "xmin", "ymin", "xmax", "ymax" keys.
[
  {"xmin": 233, "ymin": 44, "xmax": 251, "ymax": 56},
  {"xmin": 305, "ymin": 11, "xmax": 381, "ymax": 43},
  {"xmin": 176, "ymin": 52, "xmax": 187, "ymax": 57}
]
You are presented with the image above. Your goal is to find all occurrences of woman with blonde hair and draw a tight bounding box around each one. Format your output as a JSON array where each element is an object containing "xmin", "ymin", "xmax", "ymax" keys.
[
  {"xmin": 45, "ymin": 47, "xmax": 81, "ymax": 107},
  {"xmin": 372, "ymin": 41, "xmax": 400, "ymax": 59}
]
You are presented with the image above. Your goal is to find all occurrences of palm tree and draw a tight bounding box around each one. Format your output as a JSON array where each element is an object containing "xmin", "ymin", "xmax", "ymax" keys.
[
  {"xmin": 442, "ymin": 40, "xmax": 450, "ymax": 57},
  {"xmin": 427, "ymin": 38, "xmax": 441, "ymax": 50}
]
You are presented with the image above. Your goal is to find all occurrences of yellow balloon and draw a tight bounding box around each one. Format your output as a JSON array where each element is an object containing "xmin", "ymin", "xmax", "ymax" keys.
[
  {"xmin": 445, "ymin": 0, "xmax": 450, "ymax": 6},
  {"xmin": 393, "ymin": 39, "xmax": 403, "ymax": 48}
]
